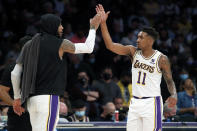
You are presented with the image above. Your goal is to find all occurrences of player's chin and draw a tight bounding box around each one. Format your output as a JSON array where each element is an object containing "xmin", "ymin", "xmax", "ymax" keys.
[
  {"xmin": 137, "ymin": 44, "xmax": 141, "ymax": 49},
  {"xmin": 59, "ymin": 32, "xmax": 63, "ymax": 37}
]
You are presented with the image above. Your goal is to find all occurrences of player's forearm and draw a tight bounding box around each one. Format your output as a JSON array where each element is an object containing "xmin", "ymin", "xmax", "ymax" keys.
[
  {"xmin": 11, "ymin": 64, "xmax": 22, "ymax": 99},
  {"xmin": 61, "ymin": 28, "xmax": 96, "ymax": 54},
  {"xmin": 0, "ymin": 87, "xmax": 13, "ymax": 105},
  {"xmin": 161, "ymin": 55, "xmax": 177, "ymax": 98},
  {"xmin": 100, "ymin": 22, "xmax": 114, "ymax": 50},
  {"xmin": 74, "ymin": 29, "xmax": 96, "ymax": 53},
  {"xmin": 87, "ymin": 91, "xmax": 99, "ymax": 98},
  {"xmin": 166, "ymin": 80, "xmax": 177, "ymax": 98}
]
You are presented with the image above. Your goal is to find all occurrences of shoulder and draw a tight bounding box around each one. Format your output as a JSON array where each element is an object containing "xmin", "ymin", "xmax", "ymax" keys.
[
  {"xmin": 21, "ymin": 40, "xmax": 32, "ymax": 51},
  {"xmin": 128, "ymin": 45, "xmax": 137, "ymax": 57},
  {"xmin": 159, "ymin": 54, "xmax": 168, "ymax": 63},
  {"xmin": 92, "ymin": 80, "xmax": 103, "ymax": 85},
  {"xmin": 110, "ymin": 81, "xmax": 119, "ymax": 87},
  {"xmin": 158, "ymin": 54, "xmax": 170, "ymax": 69}
]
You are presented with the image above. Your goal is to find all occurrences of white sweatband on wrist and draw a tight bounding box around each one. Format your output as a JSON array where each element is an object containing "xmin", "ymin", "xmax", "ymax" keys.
[
  {"xmin": 11, "ymin": 64, "xmax": 23, "ymax": 99},
  {"xmin": 74, "ymin": 29, "xmax": 96, "ymax": 54}
]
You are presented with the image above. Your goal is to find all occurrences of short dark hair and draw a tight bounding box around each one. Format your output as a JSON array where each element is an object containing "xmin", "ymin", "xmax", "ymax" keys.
[
  {"xmin": 72, "ymin": 99, "xmax": 86, "ymax": 109},
  {"xmin": 141, "ymin": 27, "xmax": 159, "ymax": 40}
]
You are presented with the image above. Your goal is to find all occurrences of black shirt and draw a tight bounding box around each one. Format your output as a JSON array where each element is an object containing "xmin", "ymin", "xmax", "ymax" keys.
[
  {"xmin": 0, "ymin": 63, "xmax": 32, "ymax": 131},
  {"xmin": 0, "ymin": 63, "xmax": 15, "ymax": 98},
  {"xmin": 35, "ymin": 33, "xmax": 66, "ymax": 96},
  {"xmin": 92, "ymin": 80, "xmax": 122, "ymax": 105}
]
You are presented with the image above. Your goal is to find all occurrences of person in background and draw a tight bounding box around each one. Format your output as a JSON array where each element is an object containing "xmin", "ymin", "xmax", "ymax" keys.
[
  {"xmin": 92, "ymin": 66, "xmax": 122, "ymax": 106},
  {"xmin": 114, "ymin": 98, "xmax": 129, "ymax": 121},
  {"xmin": 67, "ymin": 99, "xmax": 89, "ymax": 122},
  {"xmin": 117, "ymin": 70, "xmax": 132, "ymax": 107},
  {"xmin": 96, "ymin": 102, "xmax": 116, "ymax": 121},
  {"xmin": 58, "ymin": 102, "xmax": 68, "ymax": 123},
  {"xmin": 178, "ymin": 69, "xmax": 190, "ymax": 92},
  {"xmin": 69, "ymin": 70, "xmax": 100, "ymax": 121},
  {"xmin": 0, "ymin": 36, "xmax": 32, "ymax": 131},
  {"xmin": 177, "ymin": 78, "xmax": 197, "ymax": 122}
]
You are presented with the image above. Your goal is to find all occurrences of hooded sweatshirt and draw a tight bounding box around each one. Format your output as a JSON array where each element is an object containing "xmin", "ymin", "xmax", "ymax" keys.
[{"xmin": 17, "ymin": 14, "xmax": 66, "ymax": 104}]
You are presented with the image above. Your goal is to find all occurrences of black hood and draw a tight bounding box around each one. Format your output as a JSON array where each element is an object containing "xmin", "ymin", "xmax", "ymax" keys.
[{"xmin": 40, "ymin": 14, "xmax": 61, "ymax": 36}]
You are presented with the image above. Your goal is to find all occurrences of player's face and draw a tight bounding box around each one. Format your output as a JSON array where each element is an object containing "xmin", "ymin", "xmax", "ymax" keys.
[
  {"xmin": 58, "ymin": 24, "xmax": 64, "ymax": 37},
  {"xmin": 136, "ymin": 31, "xmax": 148, "ymax": 49}
]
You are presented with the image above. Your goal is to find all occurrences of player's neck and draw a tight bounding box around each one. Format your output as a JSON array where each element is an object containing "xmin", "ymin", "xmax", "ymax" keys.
[{"xmin": 141, "ymin": 48, "xmax": 155, "ymax": 58}]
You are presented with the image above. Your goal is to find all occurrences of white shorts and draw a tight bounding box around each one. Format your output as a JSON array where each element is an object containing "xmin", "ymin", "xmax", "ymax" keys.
[
  {"xmin": 127, "ymin": 96, "xmax": 163, "ymax": 131},
  {"xmin": 27, "ymin": 95, "xmax": 60, "ymax": 131}
]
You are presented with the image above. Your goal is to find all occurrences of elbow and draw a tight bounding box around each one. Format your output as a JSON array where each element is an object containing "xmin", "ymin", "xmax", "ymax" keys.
[
  {"xmin": 105, "ymin": 41, "xmax": 114, "ymax": 50},
  {"xmin": 87, "ymin": 48, "xmax": 93, "ymax": 53},
  {"xmin": 85, "ymin": 46, "xmax": 94, "ymax": 54}
]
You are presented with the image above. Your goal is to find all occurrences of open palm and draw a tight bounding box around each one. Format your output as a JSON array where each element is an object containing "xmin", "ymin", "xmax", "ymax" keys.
[{"xmin": 96, "ymin": 4, "xmax": 110, "ymax": 23}]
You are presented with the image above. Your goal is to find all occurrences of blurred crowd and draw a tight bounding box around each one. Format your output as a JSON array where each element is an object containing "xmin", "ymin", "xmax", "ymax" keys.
[{"xmin": 0, "ymin": 0, "xmax": 197, "ymax": 123}]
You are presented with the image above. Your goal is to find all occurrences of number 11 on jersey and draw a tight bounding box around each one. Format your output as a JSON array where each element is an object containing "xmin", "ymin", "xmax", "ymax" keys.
[{"xmin": 137, "ymin": 71, "xmax": 146, "ymax": 85}]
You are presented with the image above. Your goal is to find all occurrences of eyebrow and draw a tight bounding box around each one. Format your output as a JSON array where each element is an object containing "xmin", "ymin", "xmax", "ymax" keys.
[{"xmin": 138, "ymin": 34, "xmax": 143, "ymax": 38}]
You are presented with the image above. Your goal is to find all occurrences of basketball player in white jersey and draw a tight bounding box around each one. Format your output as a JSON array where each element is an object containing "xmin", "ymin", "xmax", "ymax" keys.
[{"xmin": 96, "ymin": 4, "xmax": 177, "ymax": 131}]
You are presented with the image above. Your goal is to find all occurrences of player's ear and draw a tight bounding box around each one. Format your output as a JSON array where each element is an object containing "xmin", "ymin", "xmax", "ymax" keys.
[
  {"xmin": 147, "ymin": 36, "xmax": 154, "ymax": 45},
  {"xmin": 89, "ymin": 18, "xmax": 92, "ymax": 23}
]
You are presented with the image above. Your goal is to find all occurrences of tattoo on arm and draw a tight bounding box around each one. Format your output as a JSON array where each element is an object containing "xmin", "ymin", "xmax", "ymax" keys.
[
  {"xmin": 160, "ymin": 55, "xmax": 177, "ymax": 97},
  {"xmin": 60, "ymin": 39, "xmax": 75, "ymax": 53}
]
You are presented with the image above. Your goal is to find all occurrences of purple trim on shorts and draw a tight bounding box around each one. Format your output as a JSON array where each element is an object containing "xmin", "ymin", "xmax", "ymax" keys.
[
  {"xmin": 156, "ymin": 96, "xmax": 162, "ymax": 131},
  {"xmin": 48, "ymin": 95, "xmax": 59, "ymax": 131}
]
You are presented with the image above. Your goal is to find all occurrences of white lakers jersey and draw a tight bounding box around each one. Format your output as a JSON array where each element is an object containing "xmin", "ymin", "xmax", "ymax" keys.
[{"xmin": 132, "ymin": 50, "xmax": 162, "ymax": 97}]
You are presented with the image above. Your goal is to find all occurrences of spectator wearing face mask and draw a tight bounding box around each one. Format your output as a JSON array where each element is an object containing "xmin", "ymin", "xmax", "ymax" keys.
[
  {"xmin": 92, "ymin": 66, "xmax": 122, "ymax": 106},
  {"xmin": 68, "ymin": 70, "xmax": 100, "ymax": 121},
  {"xmin": 117, "ymin": 70, "xmax": 132, "ymax": 108},
  {"xmin": 67, "ymin": 99, "xmax": 89, "ymax": 122},
  {"xmin": 177, "ymin": 78, "xmax": 197, "ymax": 122},
  {"xmin": 179, "ymin": 69, "xmax": 189, "ymax": 81},
  {"xmin": 178, "ymin": 69, "xmax": 189, "ymax": 91}
]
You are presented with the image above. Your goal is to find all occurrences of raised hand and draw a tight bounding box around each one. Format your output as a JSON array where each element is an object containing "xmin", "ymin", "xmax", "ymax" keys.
[
  {"xmin": 96, "ymin": 4, "xmax": 110, "ymax": 23},
  {"xmin": 90, "ymin": 12, "xmax": 102, "ymax": 30}
]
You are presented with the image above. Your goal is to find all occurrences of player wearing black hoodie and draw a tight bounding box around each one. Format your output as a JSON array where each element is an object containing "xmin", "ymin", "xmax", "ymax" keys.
[{"xmin": 11, "ymin": 13, "xmax": 101, "ymax": 131}]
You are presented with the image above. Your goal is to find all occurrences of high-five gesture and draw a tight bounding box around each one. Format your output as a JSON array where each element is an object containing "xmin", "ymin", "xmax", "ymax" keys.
[
  {"xmin": 90, "ymin": 12, "xmax": 102, "ymax": 30},
  {"xmin": 96, "ymin": 4, "xmax": 110, "ymax": 24}
]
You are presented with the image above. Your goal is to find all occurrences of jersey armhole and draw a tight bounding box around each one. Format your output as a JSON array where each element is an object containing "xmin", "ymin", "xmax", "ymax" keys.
[
  {"xmin": 156, "ymin": 54, "xmax": 162, "ymax": 73},
  {"xmin": 132, "ymin": 50, "xmax": 138, "ymax": 62},
  {"xmin": 130, "ymin": 50, "xmax": 138, "ymax": 63}
]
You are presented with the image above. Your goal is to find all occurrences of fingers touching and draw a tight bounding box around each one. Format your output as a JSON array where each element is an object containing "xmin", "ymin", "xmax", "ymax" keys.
[
  {"xmin": 90, "ymin": 4, "xmax": 110, "ymax": 30},
  {"xmin": 95, "ymin": 4, "xmax": 110, "ymax": 23}
]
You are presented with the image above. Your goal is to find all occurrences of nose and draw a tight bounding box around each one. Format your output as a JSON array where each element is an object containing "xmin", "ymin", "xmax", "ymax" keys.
[{"xmin": 137, "ymin": 38, "xmax": 139, "ymax": 43}]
